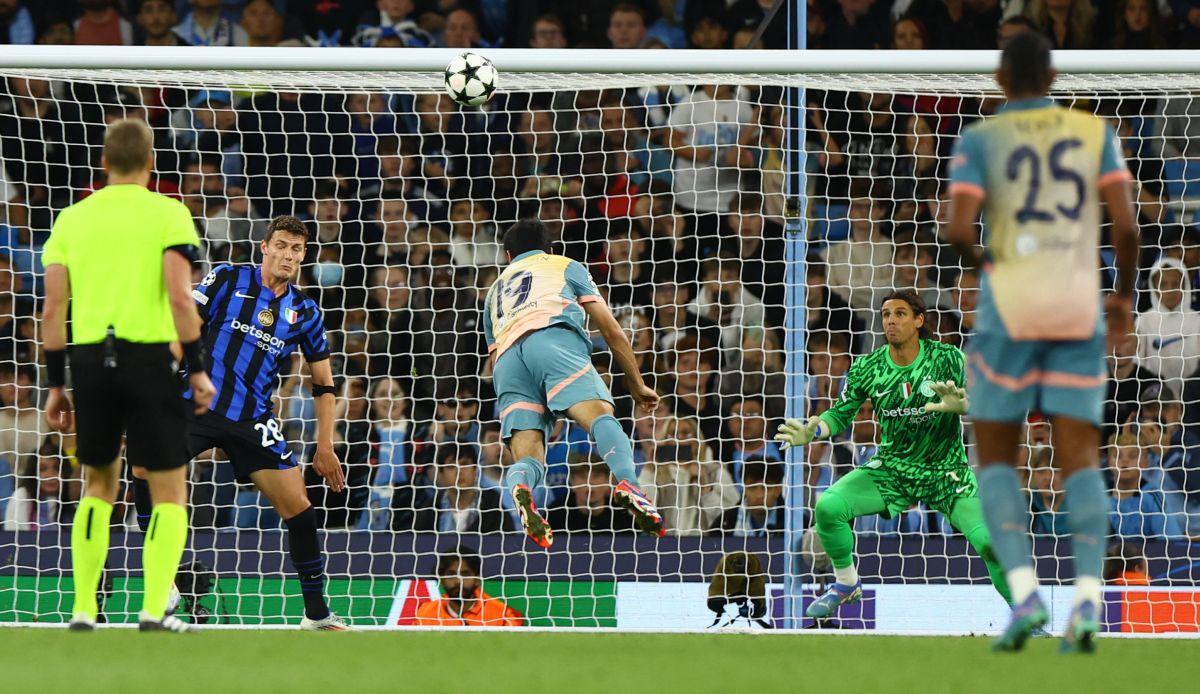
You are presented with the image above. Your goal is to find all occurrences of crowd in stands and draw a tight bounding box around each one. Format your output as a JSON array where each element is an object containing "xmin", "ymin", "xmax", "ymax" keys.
[{"xmin": 0, "ymin": 1, "xmax": 1194, "ymax": 559}]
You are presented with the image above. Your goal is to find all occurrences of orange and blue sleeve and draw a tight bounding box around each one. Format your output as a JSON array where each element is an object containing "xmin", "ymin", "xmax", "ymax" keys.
[
  {"xmin": 949, "ymin": 129, "xmax": 987, "ymax": 200},
  {"xmin": 564, "ymin": 260, "xmax": 603, "ymax": 304},
  {"xmin": 1100, "ymin": 123, "xmax": 1133, "ymax": 186}
]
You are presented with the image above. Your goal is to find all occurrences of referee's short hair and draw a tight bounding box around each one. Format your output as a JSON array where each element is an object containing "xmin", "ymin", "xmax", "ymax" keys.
[
  {"xmin": 265, "ymin": 215, "xmax": 311, "ymax": 243},
  {"xmin": 103, "ymin": 118, "xmax": 154, "ymax": 176}
]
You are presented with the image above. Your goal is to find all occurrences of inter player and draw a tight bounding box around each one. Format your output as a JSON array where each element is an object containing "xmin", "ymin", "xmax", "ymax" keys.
[
  {"xmin": 946, "ymin": 33, "xmax": 1140, "ymax": 652},
  {"xmin": 484, "ymin": 220, "xmax": 664, "ymax": 547},
  {"xmin": 130, "ymin": 215, "xmax": 349, "ymax": 630},
  {"xmin": 775, "ymin": 291, "xmax": 1011, "ymax": 618},
  {"xmin": 41, "ymin": 119, "xmax": 217, "ymax": 632}
]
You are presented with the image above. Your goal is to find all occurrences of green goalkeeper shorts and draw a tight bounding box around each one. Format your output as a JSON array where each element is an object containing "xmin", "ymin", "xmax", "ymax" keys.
[{"xmin": 859, "ymin": 461, "xmax": 979, "ymax": 518}]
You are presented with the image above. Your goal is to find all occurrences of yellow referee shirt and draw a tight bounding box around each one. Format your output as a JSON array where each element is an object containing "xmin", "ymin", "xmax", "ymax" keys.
[{"xmin": 41, "ymin": 184, "xmax": 200, "ymax": 345}]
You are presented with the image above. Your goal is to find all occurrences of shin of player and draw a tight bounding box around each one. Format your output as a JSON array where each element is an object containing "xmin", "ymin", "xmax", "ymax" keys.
[
  {"xmin": 487, "ymin": 220, "xmax": 664, "ymax": 547},
  {"xmin": 946, "ymin": 32, "xmax": 1141, "ymax": 652}
]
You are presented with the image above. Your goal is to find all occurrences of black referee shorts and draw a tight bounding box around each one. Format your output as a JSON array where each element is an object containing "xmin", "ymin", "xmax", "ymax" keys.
[{"xmin": 70, "ymin": 341, "xmax": 189, "ymax": 471}]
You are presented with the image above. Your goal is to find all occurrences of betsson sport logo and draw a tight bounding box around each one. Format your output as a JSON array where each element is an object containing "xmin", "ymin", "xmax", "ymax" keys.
[{"xmin": 230, "ymin": 319, "xmax": 286, "ymax": 355}]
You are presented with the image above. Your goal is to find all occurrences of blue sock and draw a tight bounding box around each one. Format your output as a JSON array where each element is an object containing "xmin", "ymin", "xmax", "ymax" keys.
[
  {"xmin": 1063, "ymin": 468, "xmax": 1109, "ymax": 582},
  {"xmin": 978, "ymin": 464, "xmax": 1035, "ymax": 573},
  {"xmin": 506, "ymin": 456, "xmax": 545, "ymax": 491},
  {"xmin": 590, "ymin": 414, "xmax": 637, "ymax": 486}
]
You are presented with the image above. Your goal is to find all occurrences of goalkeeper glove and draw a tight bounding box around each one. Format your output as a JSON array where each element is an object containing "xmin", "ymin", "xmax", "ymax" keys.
[
  {"xmin": 774, "ymin": 417, "xmax": 830, "ymax": 450},
  {"xmin": 923, "ymin": 381, "xmax": 969, "ymax": 415}
]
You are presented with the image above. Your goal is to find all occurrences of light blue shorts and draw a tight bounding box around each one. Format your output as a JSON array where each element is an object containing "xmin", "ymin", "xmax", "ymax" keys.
[
  {"xmin": 967, "ymin": 330, "xmax": 1106, "ymax": 426},
  {"xmin": 494, "ymin": 326, "xmax": 612, "ymax": 441}
]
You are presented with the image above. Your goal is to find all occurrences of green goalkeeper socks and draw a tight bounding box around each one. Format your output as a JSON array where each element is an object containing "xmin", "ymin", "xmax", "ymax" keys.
[
  {"xmin": 71, "ymin": 496, "xmax": 114, "ymax": 621},
  {"xmin": 141, "ymin": 503, "xmax": 188, "ymax": 621}
]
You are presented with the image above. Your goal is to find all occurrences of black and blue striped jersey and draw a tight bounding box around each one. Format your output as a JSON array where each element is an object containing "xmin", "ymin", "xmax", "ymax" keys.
[{"xmin": 187, "ymin": 264, "xmax": 329, "ymax": 422}]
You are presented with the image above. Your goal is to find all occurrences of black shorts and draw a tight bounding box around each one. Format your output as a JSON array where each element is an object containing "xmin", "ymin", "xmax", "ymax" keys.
[
  {"xmin": 187, "ymin": 411, "xmax": 298, "ymax": 483},
  {"xmin": 70, "ymin": 342, "xmax": 189, "ymax": 471}
]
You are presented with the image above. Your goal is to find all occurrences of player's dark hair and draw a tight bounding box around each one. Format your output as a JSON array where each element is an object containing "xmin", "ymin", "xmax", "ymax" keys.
[
  {"xmin": 438, "ymin": 547, "xmax": 482, "ymax": 577},
  {"xmin": 503, "ymin": 219, "xmax": 553, "ymax": 257},
  {"xmin": 265, "ymin": 215, "xmax": 310, "ymax": 244},
  {"xmin": 881, "ymin": 289, "xmax": 932, "ymax": 339},
  {"xmin": 1000, "ymin": 31, "xmax": 1054, "ymax": 96}
]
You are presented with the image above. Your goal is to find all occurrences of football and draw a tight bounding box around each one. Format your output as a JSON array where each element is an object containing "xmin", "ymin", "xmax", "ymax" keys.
[{"xmin": 444, "ymin": 52, "xmax": 498, "ymax": 107}]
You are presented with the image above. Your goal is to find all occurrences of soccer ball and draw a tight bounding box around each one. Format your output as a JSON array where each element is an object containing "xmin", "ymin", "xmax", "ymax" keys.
[{"xmin": 444, "ymin": 52, "xmax": 498, "ymax": 107}]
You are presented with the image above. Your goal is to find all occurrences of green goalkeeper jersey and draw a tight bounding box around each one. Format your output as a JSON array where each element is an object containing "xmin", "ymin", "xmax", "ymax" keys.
[{"xmin": 818, "ymin": 338, "xmax": 968, "ymax": 474}]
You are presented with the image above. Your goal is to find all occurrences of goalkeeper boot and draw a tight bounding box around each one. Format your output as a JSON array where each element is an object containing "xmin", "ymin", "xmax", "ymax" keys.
[
  {"xmin": 614, "ymin": 480, "xmax": 667, "ymax": 538},
  {"xmin": 993, "ymin": 592, "xmax": 1048, "ymax": 652},
  {"xmin": 138, "ymin": 614, "xmax": 194, "ymax": 633},
  {"xmin": 301, "ymin": 612, "xmax": 351, "ymax": 631},
  {"xmin": 1059, "ymin": 600, "xmax": 1100, "ymax": 654},
  {"xmin": 513, "ymin": 483, "xmax": 554, "ymax": 549},
  {"xmin": 806, "ymin": 582, "xmax": 862, "ymax": 620}
]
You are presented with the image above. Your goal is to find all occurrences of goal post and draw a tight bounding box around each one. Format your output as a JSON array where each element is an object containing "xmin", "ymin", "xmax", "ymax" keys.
[{"xmin": 0, "ymin": 46, "xmax": 1197, "ymax": 634}]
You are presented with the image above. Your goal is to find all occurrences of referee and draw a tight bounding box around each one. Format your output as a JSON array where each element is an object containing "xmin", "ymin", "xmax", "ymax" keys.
[{"xmin": 41, "ymin": 118, "xmax": 217, "ymax": 633}]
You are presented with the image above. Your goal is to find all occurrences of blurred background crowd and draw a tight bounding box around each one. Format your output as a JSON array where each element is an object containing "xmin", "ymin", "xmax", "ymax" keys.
[{"xmin": 0, "ymin": 1, "xmax": 1194, "ymax": 559}]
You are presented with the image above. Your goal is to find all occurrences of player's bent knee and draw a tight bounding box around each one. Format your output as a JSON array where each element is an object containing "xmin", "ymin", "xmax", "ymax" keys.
[{"xmin": 814, "ymin": 491, "xmax": 851, "ymax": 528}]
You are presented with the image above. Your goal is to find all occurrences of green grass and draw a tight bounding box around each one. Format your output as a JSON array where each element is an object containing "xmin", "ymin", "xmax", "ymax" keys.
[{"xmin": 3, "ymin": 629, "xmax": 1196, "ymax": 693}]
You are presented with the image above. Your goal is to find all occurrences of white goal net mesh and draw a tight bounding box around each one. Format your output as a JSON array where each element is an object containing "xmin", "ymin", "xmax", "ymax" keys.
[{"xmin": 0, "ymin": 63, "xmax": 1196, "ymax": 633}]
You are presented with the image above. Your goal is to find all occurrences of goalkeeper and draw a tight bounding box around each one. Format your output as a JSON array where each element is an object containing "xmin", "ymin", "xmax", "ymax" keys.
[{"xmin": 775, "ymin": 290, "xmax": 1011, "ymax": 618}]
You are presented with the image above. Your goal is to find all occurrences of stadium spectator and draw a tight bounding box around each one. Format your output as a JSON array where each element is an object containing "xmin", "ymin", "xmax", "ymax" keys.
[
  {"xmin": 3, "ymin": 434, "xmax": 79, "ymax": 531},
  {"xmin": 240, "ymin": 0, "xmax": 287, "ymax": 47},
  {"xmin": 823, "ymin": 0, "xmax": 888, "ymax": 49},
  {"xmin": 528, "ymin": 13, "xmax": 568, "ymax": 48},
  {"xmin": 996, "ymin": 14, "xmax": 1041, "ymax": 48},
  {"xmin": 607, "ymin": 3, "xmax": 648, "ymax": 49},
  {"xmin": 1108, "ymin": 430, "xmax": 1186, "ymax": 539},
  {"xmin": 722, "ymin": 458, "xmax": 786, "ymax": 536},
  {"xmin": 826, "ymin": 192, "xmax": 897, "ymax": 336},
  {"xmin": 689, "ymin": 258, "xmax": 765, "ymax": 358},
  {"xmin": 0, "ymin": 1, "xmax": 34, "ymax": 45},
  {"xmin": 890, "ymin": 16, "xmax": 929, "ymax": 50},
  {"xmin": 666, "ymin": 335, "xmax": 723, "ymax": 442},
  {"xmin": 412, "ymin": 444, "xmax": 510, "ymax": 533},
  {"xmin": 1111, "ymin": 0, "xmax": 1169, "ymax": 49},
  {"xmin": 74, "ymin": 0, "xmax": 133, "ymax": 45},
  {"xmin": 1136, "ymin": 257, "xmax": 1200, "ymax": 399},
  {"xmin": 135, "ymin": 0, "xmax": 185, "ymax": 46},
  {"xmin": 720, "ymin": 328, "xmax": 786, "ymax": 421},
  {"xmin": 725, "ymin": 397, "xmax": 782, "ymax": 477},
  {"xmin": 668, "ymin": 84, "xmax": 752, "ymax": 234},
  {"xmin": 689, "ymin": 15, "xmax": 729, "ymax": 49},
  {"xmin": 38, "ymin": 12, "xmax": 75, "ymax": 45},
  {"xmin": 952, "ymin": 269, "xmax": 979, "ymax": 345},
  {"xmin": 447, "ymin": 199, "xmax": 503, "ymax": 267},
  {"xmin": 414, "ymin": 549, "xmax": 524, "ymax": 626},
  {"xmin": 174, "ymin": 0, "xmax": 249, "ymax": 46},
  {"xmin": 637, "ymin": 414, "xmax": 737, "ymax": 535},
  {"xmin": 1024, "ymin": 0, "xmax": 1096, "ymax": 49},
  {"xmin": 442, "ymin": 8, "xmax": 482, "ymax": 48},
  {"xmin": 0, "ymin": 364, "xmax": 41, "ymax": 454},
  {"xmin": 903, "ymin": 0, "xmax": 1000, "ymax": 49},
  {"xmin": 547, "ymin": 457, "xmax": 637, "ymax": 533},
  {"xmin": 1028, "ymin": 447, "xmax": 1067, "ymax": 535}
]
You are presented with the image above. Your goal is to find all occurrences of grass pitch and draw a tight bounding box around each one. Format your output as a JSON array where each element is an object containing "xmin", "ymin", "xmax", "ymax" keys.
[{"xmin": 2, "ymin": 629, "xmax": 1195, "ymax": 693}]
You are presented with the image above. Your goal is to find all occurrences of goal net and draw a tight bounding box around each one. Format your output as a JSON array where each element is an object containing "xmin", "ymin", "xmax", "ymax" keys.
[{"xmin": 0, "ymin": 48, "xmax": 1196, "ymax": 633}]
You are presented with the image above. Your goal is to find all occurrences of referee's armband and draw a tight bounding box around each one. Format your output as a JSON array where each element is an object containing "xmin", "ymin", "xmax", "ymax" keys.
[
  {"xmin": 165, "ymin": 244, "xmax": 199, "ymax": 266},
  {"xmin": 312, "ymin": 384, "xmax": 337, "ymax": 398}
]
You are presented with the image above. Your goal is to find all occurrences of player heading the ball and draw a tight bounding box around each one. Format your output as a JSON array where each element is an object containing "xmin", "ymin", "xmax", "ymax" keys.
[
  {"xmin": 946, "ymin": 31, "xmax": 1141, "ymax": 653},
  {"xmin": 484, "ymin": 219, "xmax": 665, "ymax": 547},
  {"xmin": 776, "ymin": 290, "xmax": 1012, "ymax": 620}
]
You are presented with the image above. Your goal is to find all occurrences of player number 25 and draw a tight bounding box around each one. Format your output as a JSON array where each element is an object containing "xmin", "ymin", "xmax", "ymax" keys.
[
  {"xmin": 253, "ymin": 418, "xmax": 285, "ymax": 448},
  {"xmin": 1005, "ymin": 138, "xmax": 1085, "ymax": 224}
]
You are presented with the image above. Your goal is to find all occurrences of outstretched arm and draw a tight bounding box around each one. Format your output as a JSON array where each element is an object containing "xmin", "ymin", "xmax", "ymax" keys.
[
  {"xmin": 307, "ymin": 357, "xmax": 345, "ymax": 492},
  {"xmin": 42, "ymin": 264, "xmax": 73, "ymax": 432},
  {"xmin": 583, "ymin": 300, "xmax": 659, "ymax": 413}
]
